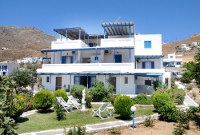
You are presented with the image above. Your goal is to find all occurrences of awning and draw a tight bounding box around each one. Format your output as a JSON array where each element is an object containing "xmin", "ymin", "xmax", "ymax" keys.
[
  {"xmin": 54, "ymin": 27, "xmax": 89, "ymax": 40},
  {"xmin": 101, "ymin": 21, "xmax": 134, "ymax": 36}
]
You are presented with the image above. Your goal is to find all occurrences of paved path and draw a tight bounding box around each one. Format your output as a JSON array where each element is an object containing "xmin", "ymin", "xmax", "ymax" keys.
[
  {"xmin": 175, "ymin": 81, "xmax": 198, "ymax": 107},
  {"xmin": 19, "ymin": 113, "xmax": 159, "ymax": 135}
]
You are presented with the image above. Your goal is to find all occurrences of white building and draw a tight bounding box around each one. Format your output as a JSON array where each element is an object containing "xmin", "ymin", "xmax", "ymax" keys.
[
  {"xmin": 163, "ymin": 53, "xmax": 182, "ymax": 67},
  {"xmin": 37, "ymin": 21, "xmax": 169, "ymax": 95},
  {"xmin": 0, "ymin": 61, "xmax": 19, "ymax": 76}
]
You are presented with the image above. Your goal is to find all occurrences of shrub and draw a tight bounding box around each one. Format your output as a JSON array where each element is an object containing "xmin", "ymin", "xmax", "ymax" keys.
[
  {"xmin": 114, "ymin": 95, "xmax": 133, "ymax": 119},
  {"xmin": 108, "ymin": 127, "xmax": 121, "ymax": 135},
  {"xmin": 181, "ymin": 72, "xmax": 191, "ymax": 83},
  {"xmin": 54, "ymin": 89, "xmax": 68, "ymax": 103},
  {"xmin": 54, "ymin": 101, "xmax": 66, "ymax": 121},
  {"xmin": 144, "ymin": 115, "xmax": 154, "ymax": 127},
  {"xmin": 187, "ymin": 85, "xmax": 192, "ymax": 90},
  {"xmin": 10, "ymin": 94, "xmax": 25, "ymax": 119},
  {"xmin": 22, "ymin": 94, "xmax": 33, "ymax": 112},
  {"xmin": 175, "ymin": 94, "xmax": 184, "ymax": 105},
  {"xmin": 109, "ymin": 94, "xmax": 118, "ymax": 105},
  {"xmin": 89, "ymin": 81, "xmax": 109, "ymax": 102},
  {"xmin": 158, "ymin": 102, "xmax": 178, "ymax": 122},
  {"xmin": 152, "ymin": 92, "xmax": 171, "ymax": 110},
  {"xmin": 33, "ymin": 89, "xmax": 53, "ymax": 112},
  {"xmin": 65, "ymin": 126, "xmax": 86, "ymax": 135},
  {"xmin": 173, "ymin": 124, "xmax": 186, "ymax": 135},
  {"xmin": 169, "ymin": 88, "xmax": 185, "ymax": 105},
  {"xmin": 70, "ymin": 85, "xmax": 86, "ymax": 102},
  {"xmin": 132, "ymin": 94, "xmax": 153, "ymax": 105},
  {"xmin": 85, "ymin": 94, "xmax": 92, "ymax": 108}
]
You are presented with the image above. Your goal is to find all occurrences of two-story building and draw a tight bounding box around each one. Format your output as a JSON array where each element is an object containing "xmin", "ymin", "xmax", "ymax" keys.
[
  {"xmin": 0, "ymin": 61, "xmax": 19, "ymax": 76},
  {"xmin": 37, "ymin": 21, "xmax": 168, "ymax": 95},
  {"xmin": 163, "ymin": 52, "xmax": 182, "ymax": 67}
]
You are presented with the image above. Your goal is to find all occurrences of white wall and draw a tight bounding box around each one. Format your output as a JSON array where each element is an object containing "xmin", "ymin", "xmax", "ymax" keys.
[
  {"xmin": 134, "ymin": 34, "xmax": 162, "ymax": 55},
  {"xmin": 136, "ymin": 58, "xmax": 162, "ymax": 69},
  {"xmin": 101, "ymin": 38, "xmax": 134, "ymax": 47},
  {"xmin": 51, "ymin": 40, "xmax": 89, "ymax": 49}
]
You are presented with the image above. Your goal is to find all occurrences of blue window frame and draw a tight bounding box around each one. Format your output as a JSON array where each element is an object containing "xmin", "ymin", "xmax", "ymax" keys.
[
  {"xmin": 114, "ymin": 54, "xmax": 122, "ymax": 63},
  {"xmin": 142, "ymin": 61, "xmax": 154, "ymax": 69},
  {"xmin": 2, "ymin": 65, "xmax": 7, "ymax": 71},
  {"xmin": 94, "ymin": 56, "xmax": 98, "ymax": 60},
  {"xmin": 144, "ymin": 41, "xmax": 152, "ymax": 48}
]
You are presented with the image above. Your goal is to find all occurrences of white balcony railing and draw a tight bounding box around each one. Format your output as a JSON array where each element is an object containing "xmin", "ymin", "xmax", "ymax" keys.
[
  {"xmin": 101, "ymin": 38, "xmax": 134, "ymax": 47},
  {"xmin": 37, "ymin": 63, "xmax": 135, "ymax": 74},
  {"xmin": 51, "ymin": 39, "xmax": 89, "ymax": 49}
]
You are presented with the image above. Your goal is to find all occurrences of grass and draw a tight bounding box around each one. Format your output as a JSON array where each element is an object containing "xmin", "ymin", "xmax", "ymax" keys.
[{"xmin": 15, "ymin": 106, "xmax": 155, "ymax": 134}]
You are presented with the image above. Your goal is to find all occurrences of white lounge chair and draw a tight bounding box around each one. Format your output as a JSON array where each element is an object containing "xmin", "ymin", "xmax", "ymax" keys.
[
  {"xmin": 92, "ymin": 102, "xmax": 110, "ymax": 119},
  {"xmin": 67, "ymin": 95, "xmax": 81, "ymax": 110},
  {"xmin": 56, "ymin": 97, "xmax": 73, "ymax": 113}
]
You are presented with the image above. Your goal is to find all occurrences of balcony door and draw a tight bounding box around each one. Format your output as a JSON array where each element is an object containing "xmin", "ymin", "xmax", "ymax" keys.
[
  {"xmin": 62, "ymin": 56, "xmax": 73, "ymax": 64},
  {"xmin": 55, "ymin": 77, "xmax": 62, "ymax": 90},
  {"xmin": 115, "ymin": 54, "xmax": 122, "ymax": 63}
]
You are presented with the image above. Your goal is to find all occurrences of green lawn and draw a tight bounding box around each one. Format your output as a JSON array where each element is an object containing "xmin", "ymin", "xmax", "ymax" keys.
[{"xmin": 15, "ymin": 106, "xmax": 155, "ymax": 134}]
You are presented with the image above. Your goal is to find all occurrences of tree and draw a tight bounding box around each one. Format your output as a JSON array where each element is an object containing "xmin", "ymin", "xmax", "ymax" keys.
[
  {"xmin": 181, "ymin": 44, "xmax": 200, "ymax": 84},
  {"xmin": 12, "ymin": 69, "xmax": 31, "ymax": 94},
  {"xmin": 0, "ymin": 76, "xmax": 18, "ymax": 135}
]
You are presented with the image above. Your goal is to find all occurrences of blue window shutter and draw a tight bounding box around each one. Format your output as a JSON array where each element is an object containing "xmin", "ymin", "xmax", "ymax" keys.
[
  {"xmin": 151, "ymin": 62, "xmax": 155, "ymax": 69},
  {"xmin": 70, "ymin": 56, "xmax": 73, "ymax": 63},
  {"xmin": 142, "ymin": 62, "xmax": 145, "ymax": 69},
  {"xmin": 62, "ymin": 56, "xmax": 66, "ymax": 64}
]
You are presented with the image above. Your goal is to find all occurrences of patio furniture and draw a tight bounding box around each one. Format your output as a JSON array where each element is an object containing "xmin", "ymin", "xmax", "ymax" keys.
[
  {"xmin": 56, "ymin": 97, "xmax": 73, "ymax": 113},
  {"xmin": 107, "ymin": 106, "xmax": 114, "ymax": 116},
  {"xmin": 67, "ymin": 95, "xmax": 81, "ymax": 110},
  {"xmin": 92, "ymin": 102, "xmax": 110, "ymax": 119}
]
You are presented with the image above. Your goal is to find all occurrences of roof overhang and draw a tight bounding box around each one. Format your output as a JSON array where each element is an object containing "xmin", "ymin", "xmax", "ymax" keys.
[
  {"xmin": 41, "ymin": 46, "xmax": 134, "ymax": 53},
  {"xmin": 135, "ymin": 55, "xmax": 164, "ymax": 59},
  {"xmin": 101, "ymin": 21, "xmax": 134, "ymax": 36}
]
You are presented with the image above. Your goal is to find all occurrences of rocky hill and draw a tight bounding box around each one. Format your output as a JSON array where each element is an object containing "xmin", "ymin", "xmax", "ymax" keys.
[
  {"xmin": 162, "ymin": 34, "xmax": 200, "ymax": 62},
  {"xmin": 0, "ymin": 26, "xmax": 52, "ymax": 61}
]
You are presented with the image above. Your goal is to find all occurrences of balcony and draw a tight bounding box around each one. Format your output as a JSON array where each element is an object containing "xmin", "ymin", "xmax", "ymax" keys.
[
  {"xmin": 37, "ymin": 63, "xmax": 135, "ymax": 74},
  {"xmin": 134, "ymin": 69, "xmax": 165, "ymax": 74},
  {"xmin": 101, "ymin": 38, "xmax": 134, "ymax": 47},
  {"xmin": 51, "ymin": 39, "xmax": 89, "ymax": 49}
]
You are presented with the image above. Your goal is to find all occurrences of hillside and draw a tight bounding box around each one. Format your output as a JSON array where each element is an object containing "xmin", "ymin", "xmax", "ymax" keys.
[
  {"xmin": 0, "ymin": 26, "xmax": 52, "ymax": 61},
  {"xmin": 162, "ymin": 34, "xmax": 200, "ymax": 62}
]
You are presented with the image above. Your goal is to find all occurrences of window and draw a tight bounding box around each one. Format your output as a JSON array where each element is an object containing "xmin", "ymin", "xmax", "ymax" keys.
[
  {"xmin": 2, "ymin": 65, "xmax": 7, "ymax": 71},
  {"xmin": 170, "ymin": 56, "xmax": 173, "ymax": 59},
  {"xmin": 46, "ymin": 76, "xmax": 49, "ymax": 82},
  {"xmin": 94, "ymin": 56, "xmax": 98, "ymax": 60},
  {"xmin": 144, "ymin": 41, "xmax": 151, "ymax": 48},
  {"xmin": 177, "ymin": 62, "xmax": 181, "ymax": 65},
  {"xmin": 142, "ymin": 61, "xmax": 154, "ymax": 69},
  {"xmin": 124, "ymin": 77, "xmax": 128, "ymax": 84}
]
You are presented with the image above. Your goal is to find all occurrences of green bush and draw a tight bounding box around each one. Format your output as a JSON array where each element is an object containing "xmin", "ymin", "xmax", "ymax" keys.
[
  {"xmin": 33, "ymin": 89, "xmax": 53, "ymax": 112},
  {"xmin": 173, "ymin": 124, "xmax": 186, "ymax": 135},
  {"xmin": 89, "ymin": 81, "xmax": 110, "ymax": 102},
  {"xmin": 10, "ymin": 94, "xmax": 25, "ymax": 119},
  {"xmin": 54, "ymin": 102, "xmax": 66, "ymax": 121},
  {"xmin": 22, "ymin": 94, "xmax": 33, "ymax": 112},
  {"xmin": 144, "ymin": 115, "xmax": 154, "ymax": 127},
  {"xmin": 85, "ymin": 94, "xmax": 92, "ymax": 108},
  {"xmin": 152, "ymin": 92, "xmax": 172, "ymax": 110},
  {"xmin": 70, "ymin": 85, "xmax": 86, "ymax": 102},
  {"xmin": 114, "ymin": 95, "xmax": 134, "ymax": 119},
  {"xmin": 186, "ymin": 85, "xmax": 192, "ymax": 90},
  {"xmin": 132, "ymin": 94, "xmax": 153, "ymax": 105},
  {"xmin": 54, "ymin": 89, "xmax": 68, "ymax": 103},
  {"xmin": 109, "ymin": 94, "xmax": 118, "ymax": 106},
  {"xmin": 158, "ymin": 102, "xmax": 178, "ymax": 122},
  {"xmin": 169, "ymin": 88, "xmax": 185, "ymax": 105},
  {"xmin": 181, "ymin": 72, "xmax": 191, "ymax": 83},
  {"xmin": 65, "ymin": 126, "xmax": 86, "ymax": 135}
]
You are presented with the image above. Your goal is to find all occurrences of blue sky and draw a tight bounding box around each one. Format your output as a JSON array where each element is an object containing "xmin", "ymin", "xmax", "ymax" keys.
[{"xmin": 1, "ymin": 0, "xmax": 200, "ymax": 42}]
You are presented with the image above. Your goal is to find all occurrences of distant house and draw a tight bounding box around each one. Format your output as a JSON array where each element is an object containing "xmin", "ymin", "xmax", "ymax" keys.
[
  {"xmin": 0, "ymin": 61, "xmax": 19, "ymax": 76},
  {"xmin": 163, "ymin": 52, "xmax": 182, "ymax": 67},
  {"xmin": 16, "ymin": 57, "xmax": 42, "ymax": 64}
]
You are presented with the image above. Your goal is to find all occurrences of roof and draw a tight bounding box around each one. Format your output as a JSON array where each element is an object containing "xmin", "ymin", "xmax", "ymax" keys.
[
  {"xmin": 54, "ymin": 27, "xmax": 89, "ymax": 40},
  {"xmin": 101, "ymin": 21, "xmax": 134, "ymax": 36}
]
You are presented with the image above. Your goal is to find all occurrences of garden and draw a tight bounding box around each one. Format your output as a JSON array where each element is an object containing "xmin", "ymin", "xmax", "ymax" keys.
[{"xmin": 1, "ymin": 67, "xmax": 200, "ymax": 135}]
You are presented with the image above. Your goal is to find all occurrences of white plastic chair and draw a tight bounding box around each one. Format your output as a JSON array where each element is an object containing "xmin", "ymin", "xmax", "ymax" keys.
[
  {"xmin": 67, "ymin": 95, "xmax": 81, "ymax": 110},
  {"xmin": 92, "ymin": 102, "xmax": 110, "ymax": 119},
  {"xmin": 56, "ymin": 97, "xmax": 73, "ymax": 113}
]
